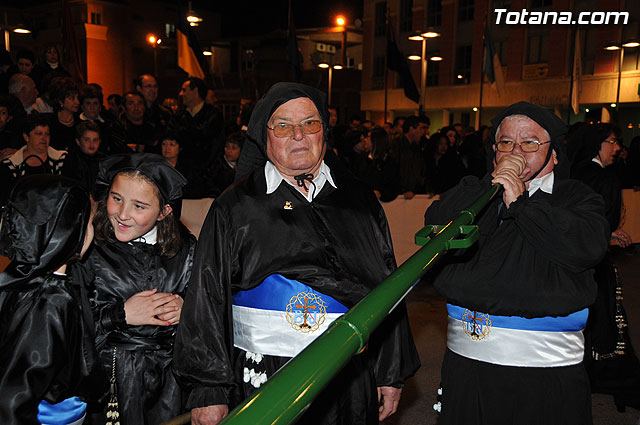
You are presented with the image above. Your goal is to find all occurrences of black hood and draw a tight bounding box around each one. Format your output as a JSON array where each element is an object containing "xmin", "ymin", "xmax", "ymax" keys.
[
  {"xmin": 0, "ymin": 175, "xmax": 91, "ymax": 289},
  {"xmin": 236, "ymin": 82, "xmax": 329, "ymax": 180},
  {"xmin": 488, "ymin": 101, "xmax": 569, "ymax": 179}
]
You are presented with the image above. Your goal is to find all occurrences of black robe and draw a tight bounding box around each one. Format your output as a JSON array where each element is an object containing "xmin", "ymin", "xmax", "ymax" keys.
[
  {"xmin": 84, "ymin": 225, "xmax": 196, "ymax": 425},
  {"xmin": 572, "ymin": 159, "xmax": 640, "ymax": 411},
  {"xmin": 424, "ymin": 173, "xmax": 609, "ymax": 425},
  {"xmin": 173, "ymin": 164, "xmax": 420, "ymax": 424}
]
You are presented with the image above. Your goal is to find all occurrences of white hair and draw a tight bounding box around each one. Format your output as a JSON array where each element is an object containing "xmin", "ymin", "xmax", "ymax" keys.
[{"xmin": 495, "ymin": 114, "xmax": 550, "ymax": 143}]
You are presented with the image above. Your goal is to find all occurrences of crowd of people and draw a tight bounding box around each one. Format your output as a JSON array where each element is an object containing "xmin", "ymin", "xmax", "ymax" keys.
[{"xmin": 0, "ymin": 43, "xmax": 639, "ymax": 425}]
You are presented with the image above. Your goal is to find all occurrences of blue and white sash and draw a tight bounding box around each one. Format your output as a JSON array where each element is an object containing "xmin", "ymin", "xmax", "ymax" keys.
[
  {"xmin": 447, "ymin": 304, "xmax": 588, "ymax": 367},
  {"xmin": 232, "ymin": 274, "xmax": 348, "ymax": 358}
]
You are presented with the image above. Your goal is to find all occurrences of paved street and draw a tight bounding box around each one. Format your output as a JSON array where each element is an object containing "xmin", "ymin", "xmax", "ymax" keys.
[{"xmin": 386, "ymin": 246, "xmax": 640, "ymax": 425}]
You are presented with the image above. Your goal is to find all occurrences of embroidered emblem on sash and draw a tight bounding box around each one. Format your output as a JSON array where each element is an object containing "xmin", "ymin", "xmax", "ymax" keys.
[
  {"xmin": 462, "ymin": 309, "xmax": 492, "ymax": 340},
  {"xmin": 286, "ymin": 292, "xmax": 327, "ymax": 333}
]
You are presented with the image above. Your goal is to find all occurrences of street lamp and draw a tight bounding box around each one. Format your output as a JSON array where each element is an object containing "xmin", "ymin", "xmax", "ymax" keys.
[
  {"xmin": 604, "ymin": 40, "xmax": 640, "ymax": 113},
  {"xmin": 319, "ymin": 62, "xmax": 341, "ymax": 104},
  {"xmin": 335, "ymin": 15, "xmax": 347, "ymax": 68},
  {"xmin": 147, "ymin": 33, "xmax": 162, "ymax": 75},
  {"xmin": 408, "ymin": 29, "xmax": 440, "ymax": 111}
]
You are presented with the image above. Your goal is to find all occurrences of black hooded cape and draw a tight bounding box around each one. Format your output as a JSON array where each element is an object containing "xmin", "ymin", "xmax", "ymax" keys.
[
  {"xmin": 173, "ymin": 82, "xmax": 420, "ymax": 424},
  {"xmin": 0, "ymin": 175, "xmax": 100, "ymax": 425},
  {"xmin": 424, "ymin": 102, "xmax": 610, "ymax": 425}
]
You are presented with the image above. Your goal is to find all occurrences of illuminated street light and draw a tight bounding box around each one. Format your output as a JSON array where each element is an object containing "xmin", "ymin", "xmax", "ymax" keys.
[
  {"xmin": 408, "ymin": 29, "xmax": 440, "ymax": 110},
  {"xmin": 336, "ymin": 16, "xmax": 346, "ymax": 26},
  {"xmin": 623, "ymin": 41, "xmax": 640, "ymax": 48},
  {"xmin": 318, "ymin": 63, "xmax": 342, "ymax": 104},
  {"xmin": 13, "ymin": 27, "xmax": 31, "ymax": 34},
  {"xmin": 472, "ymin": 107, "xmax": 478, "ymax": 112},
  {"xmin": 203, "ymin": 50, "xmax": 212, "ymax": 56},
  {"xmin": 430, "ymin": 55, "xmax": 443, "ymax": 61},
  {"xmin": 147, "ymin": 34, "xmax": 157, "ymax": 44},
  {"xmin": 457, "ymin": 74, "xmax": 464, "ymax": 79},
  {"xmin": 187, "ymin": 0, "xmax": 203, "ymax": 26}
]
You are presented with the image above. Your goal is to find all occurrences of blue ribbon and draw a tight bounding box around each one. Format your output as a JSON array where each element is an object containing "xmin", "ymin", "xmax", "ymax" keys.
[
  {"xmin": 447, "ymin": 304, "xmax": 588, "ymax": 332},
  {"xmin": 233, "ymin": 274, "xmax": 348, "ymax": 314},
  {"xmin": 37, "ymin": 397, "xmax": 86, "ymax": 425}
]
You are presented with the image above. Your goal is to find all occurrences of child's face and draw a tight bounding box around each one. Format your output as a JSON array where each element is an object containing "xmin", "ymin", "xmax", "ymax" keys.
[
  {"xmin": 0, "ymin": 107, "xmax": 10, "ymax": 130},
  {"xmin": 224, "ymin": 142, "xmax": 241, "ymax": 162},
  {"xmin": 76, "ymin": 130, "xmax": 101, "ymax": 156},
  {"xmin": 106, "ymin": 174, "xmax": 171, "ymax": 242}
]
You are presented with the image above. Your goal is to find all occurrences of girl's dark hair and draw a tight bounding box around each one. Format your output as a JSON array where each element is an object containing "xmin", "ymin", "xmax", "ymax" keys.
[
  {"xmin": 370, "ymin": 127, "xmax": 391, "ymax": 164},
  {"xmin": 93, "ymin": 170, "xmax": 183, "ymax": 258}
]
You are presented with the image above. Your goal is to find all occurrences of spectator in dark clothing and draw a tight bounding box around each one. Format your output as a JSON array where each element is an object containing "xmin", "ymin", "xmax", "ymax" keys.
[
  {"xmin": 45, "ymin": 77, "xmax": 79, "ymax": 151},
  {"xmin": 106, "ymin": 93, "xmax": 124, "ymax": 120},
  {"xmin": 77, "ymin": 85, "xmax": 125, "ymax": 155},
  {"xmin": 134, "ymin": 74, "xmax": 172, "ymax": 142},
  {"xmin": 626, "ymin": 136, "xmax": 640, "ymax": 190},
  {"xmin": 424, "ymin": 132, "xmax": 451, "ymax": 194},
  {"xmin": 205, "ymin": 131, "xmax": 244, "ymax": 197},
  {"xmin": 0, "ymin": 96, "xmax": 21, "ymax": 159},
  {"xmin": 0, "ymin": 49, "xmax": 13, "ymax": 94},
  {"xmin": 391, "ymin": 115, "xmax": 429, "ymax": 199},
  {"xmin": 172, "ymin": 77, "xmax": 224, "ymax": 170},
  {"xmin": 31, "ymin": 45, "xmax": 71, "ymax": 94},
  {"xmin": 0, "ymin": 115, "xmax": 67, "ymax": 205},
  {"xmin": 15, "ymin": 49, "xmax": 35, "ymax": 77},
  {"xmin": 569, "ymin": 123, "xmax": 640, "ymax": 412},
  {"xmin": 340, "ymin": 128, "xmax": 370, "ymax": 175},
  {"xmin": 161, "ymin": 131, "xmax": 197, "ymax": 197},
  {"xmin": 110, "ymin": 91, "xmax": 156, "ymax": 153},
  {"xmin": 61, "ymin": 121, "xmax": 106, "ymax": 195},
  {"xmin": 458, "ymin": 131, "xmax": 487, "ymax": 178},
  {"xmin": 361, "ymin": 127, "xmax": 401, "ymax": 202}
]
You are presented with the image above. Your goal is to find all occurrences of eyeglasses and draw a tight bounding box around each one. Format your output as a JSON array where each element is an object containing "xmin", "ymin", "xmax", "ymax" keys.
[
  {"xmin": 603, "ymin": 138, "xmax": 621, "ymax": 146},
  {"xmin": 495, "ymin": 140, "xmax": 550, "ymax": 153},
  {"xmin": 266, "ymin": 120, "xmax": 323, "ymax": 138}
]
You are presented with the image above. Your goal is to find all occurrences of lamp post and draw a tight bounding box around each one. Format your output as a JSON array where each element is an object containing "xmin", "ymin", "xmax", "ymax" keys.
[
  {"xmin": 147, "ymin": 34, "xmax": 162, "ymax": 76},
  {"xmin": 408, "ymin": 30, "xmax": 440, "ymax": 112},
  {"xmin": 336, "ymin": 15, "xmax": 347, "ymax": 67},
  {"xmin": 604, "ymin": 40, "xmax": 639, "ymax": 114},
  {"xmin": 319, "ymin": 62, "xmax": 342, "ymax": 104}
]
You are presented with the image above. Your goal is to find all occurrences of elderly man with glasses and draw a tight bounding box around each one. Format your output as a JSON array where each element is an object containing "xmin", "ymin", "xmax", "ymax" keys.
[
  {"xmin": 424, "ymin": 101, "xmax": 610, "ymax": 425},
  {"xmin": 174, "ymin": 82, "xmax": 420, "ymax": 425}
]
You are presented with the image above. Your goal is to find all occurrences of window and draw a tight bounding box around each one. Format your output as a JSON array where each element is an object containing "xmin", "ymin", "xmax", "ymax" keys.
[
  {"xmin": 458, "ymin": 0, "xmax": 474, "ymax": 22},
  {"xmin": 454, "ymin": 45, "xmax": 472, "ymax": 84},
  {"xmin": 165, "ymin": 24, "xmax": 176, "ymax": 39},
  {"xmin": 526, "ymin": 32, "xmax": 549, "ymax": 64},
  {"xmin": 375, "ymin": 2, "xmax": 387, "ymax": 37},
  {"xmin": 400, "ymin": 0, "xmax": 413, "ymax": 32},
  {"xmin": 427, "ymin": 0, "xmax": 442, "ymax": 28},
  {"xmin": 90, "ymin": 12, "xmax": 101, "ymax": 25},
  {"xmin": 373, "ymin": 56, "xmax": 385, "ymax": 89}
]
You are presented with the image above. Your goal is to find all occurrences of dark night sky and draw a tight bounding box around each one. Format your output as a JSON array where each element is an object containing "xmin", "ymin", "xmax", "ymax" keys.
[{"xmin": 199, "ymin": 0, "xmax": 364, "ymax": 37}]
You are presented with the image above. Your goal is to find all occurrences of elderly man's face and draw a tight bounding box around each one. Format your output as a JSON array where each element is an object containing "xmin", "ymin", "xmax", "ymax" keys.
[
  {"xmin": 266, "ymin": 97, "xmax": 325, "ymax": 177},
  {"xmin": 494, "ymin": 115, "xmax": 557, "ymax": 182}
]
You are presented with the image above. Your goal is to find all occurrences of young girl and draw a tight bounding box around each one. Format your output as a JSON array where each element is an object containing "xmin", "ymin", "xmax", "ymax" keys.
[
  {"xmin": 84, "ymin": 153, "xmax": 196, "ymax": 424},
  {"xmin": 0, "ymin": 175, "xmax": 97, "ymax": 425}
]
